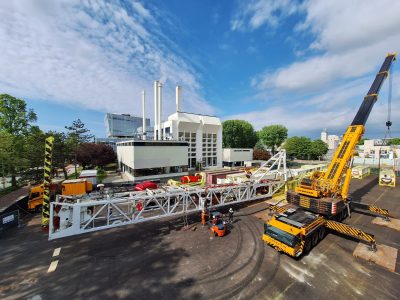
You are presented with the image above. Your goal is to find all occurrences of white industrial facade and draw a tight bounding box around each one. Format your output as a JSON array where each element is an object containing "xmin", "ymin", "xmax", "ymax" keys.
[
  {"xmin": 116, "ymin": 81, "xmax": 223, "ymax": 182},
  {"xmin": 116, "ymin": 140, "xmax": 188, "ymax": 181},
  {"xmin": 161, "ymin": 112, "xmax": 222, "ymax": 169},
  {"xmin": 222, "ymin": 148, "xmax": 253, "ymax": 167}
]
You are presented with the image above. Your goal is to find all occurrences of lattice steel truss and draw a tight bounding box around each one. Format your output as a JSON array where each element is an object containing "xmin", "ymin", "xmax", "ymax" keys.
[{"xmin": 49, "ymin": 152, "xmax": 287, "ymax": 240}]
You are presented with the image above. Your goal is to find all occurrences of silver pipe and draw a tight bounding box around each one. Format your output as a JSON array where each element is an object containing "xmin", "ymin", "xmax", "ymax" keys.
[
  {"xmin": 142, "ymin": 90, "xmax": 146, "ymax": 140},
  {"xmin": 153, "ymin": 81, "xmax": 158, "ymax": 140},
  {"xmin": 176, "ymin": 86, "xmax": 181, "ymax": 112}
]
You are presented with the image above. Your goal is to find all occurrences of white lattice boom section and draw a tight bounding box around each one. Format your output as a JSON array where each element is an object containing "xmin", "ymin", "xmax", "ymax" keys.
[{"xmin": 49, "ymin": 151, "xmax": 287, "ymax": 240}]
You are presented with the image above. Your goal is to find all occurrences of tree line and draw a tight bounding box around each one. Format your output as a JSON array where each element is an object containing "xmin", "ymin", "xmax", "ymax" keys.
[
  {"xmin": 222, "ymin": 120, "xmax": 329, "ymax": 160},
  {"xmin": 0, "ymin": 94, "xmax": 116, "ymax": 188}
]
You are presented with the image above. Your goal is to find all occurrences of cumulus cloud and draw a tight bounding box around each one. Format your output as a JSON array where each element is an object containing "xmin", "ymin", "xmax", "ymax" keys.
[
  {"xmin": 231, "ymin": 0, "xmax": 300, "ymax": 31},
  {"xmin": 0, "ymin": 0, "xmax": 214, "ymax": 120},
  {"xmin": 253, "ymin": 0, "xmax": 400, "ymax": 92},
  {"xmin": 227, "ymin": 0, "xmax": 400, "ymax": 136}
]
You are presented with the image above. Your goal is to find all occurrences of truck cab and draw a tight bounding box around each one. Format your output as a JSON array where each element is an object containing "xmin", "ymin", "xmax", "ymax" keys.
[{"xmin": 263, "ymin": 207, "xmax": 326, "ymax": 257}]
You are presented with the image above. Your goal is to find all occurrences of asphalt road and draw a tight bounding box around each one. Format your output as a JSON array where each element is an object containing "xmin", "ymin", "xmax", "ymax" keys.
[{"xmin": 0, "ymin": 175, "xmax": 399, "ymax": 299}]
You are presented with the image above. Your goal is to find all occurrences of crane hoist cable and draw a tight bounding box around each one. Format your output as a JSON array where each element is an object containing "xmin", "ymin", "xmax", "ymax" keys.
[{"xmin": 384, "ymin": 61, "xmax": 393, "ymax": 139}]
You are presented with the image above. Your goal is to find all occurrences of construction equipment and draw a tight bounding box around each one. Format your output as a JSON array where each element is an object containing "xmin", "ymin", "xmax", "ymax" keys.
[
  {"xmin": 208, "ymin": 211, "xmax": 227, "ymax": 237},
  {"xmin": 61, "ymin": 179, "xmax": 93, "ymax": 195},
  {"xmin": 28, "ymin": 182, "xmax": 61, "ymax": 211},
  {"xmin": 48, "ymin": 151, "xmax": 288, "ymax": 240},
  {"xmin": 167, "ymin": 173, "xmax": 206, "ymax": 187},
  {"xmin": 263, "ymin": 53, "xmax": 396, "ymax": 257},
  {"xmin": 29, "ymin": 178, "xmax": 93, "ymax": 211}
]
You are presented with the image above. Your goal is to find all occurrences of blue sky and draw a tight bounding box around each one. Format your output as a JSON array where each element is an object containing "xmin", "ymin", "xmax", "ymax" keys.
[{"xmin": 1, "ymin": 0, "xmax": 399, "ymax": 139}]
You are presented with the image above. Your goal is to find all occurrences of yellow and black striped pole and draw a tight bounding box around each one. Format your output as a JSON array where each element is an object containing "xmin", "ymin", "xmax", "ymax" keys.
[{"xmin": 41, "ymin": 136, "xmax": 54, "ymax": 227}]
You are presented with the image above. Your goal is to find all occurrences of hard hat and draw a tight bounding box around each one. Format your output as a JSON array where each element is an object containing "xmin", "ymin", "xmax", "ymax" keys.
[{"xmin": 229, "ymin": 208, "xmax": 233, "ymax": 212}]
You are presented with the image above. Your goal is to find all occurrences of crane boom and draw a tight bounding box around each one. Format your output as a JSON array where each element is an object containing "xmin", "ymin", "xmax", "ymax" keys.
[
  {"xmin": 352, "ymin": 53, "xmax": 396, "ymax": 126},
  {"xmin": 264, "ymin": 53, "xmax": 396, "ymax": 258},
  {"xmin": 295, "ymin": 53, "xmax": 396, "ymax": 200}
]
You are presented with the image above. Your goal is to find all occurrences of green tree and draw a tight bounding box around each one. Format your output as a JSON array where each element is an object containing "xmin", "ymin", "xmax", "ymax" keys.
[
  {"xmin": 0, "ymin": 94, "xmax": 37, "ymax": 186},
  {"xmin": 77, "ymin": 143, "xmax": 116, "ymax": 168},
  {"xmin": 0, "ymin": 131, "xmax": 13, "ymax": 187},
  {"xmin": 258, "ymin": 125, "xmax": 288, "ymax": 154},
  {"xmin": 254, "ymin": 140, "xmax": 265, "ymax": 150},
  {"xmin": 65, "ymin": 119, "xmax": 94, "ymax": 178},
  {"xmin": 388, "ymin": 137, "xmax": 400, "ymax": 145},
  {"xmin": 283, "ymin": 136, "xmax": 312, "ymax": 159},
  {"xmin": 20, "ymin": 126, "xmax": 46, "ymax": 183},
  {"xmin": 310, "ymin": 139, "xmax": 329, "ymax": 160},
  {"xmin": 49, "ymin": 131, "xmax": 72, "ymax": 179},
  {"xmin": 222, "ymin": 120, "xmax": 258, "ymax": 148},
  {"xmin": 358, "ymin": 138, "xmax": 366, "ymax": 145}
]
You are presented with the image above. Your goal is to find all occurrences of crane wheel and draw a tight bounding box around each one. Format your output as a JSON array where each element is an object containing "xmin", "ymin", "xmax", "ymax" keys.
[
  {"xmin": 318, "ymin": 227, "xmax": 326, "ymax": 240},
  {"xmin": 35, "ymin": 205, "xmax": 43, "ymax": 213},
  {"xmin": 311, "ymin": 232, "xmax": 319, "ymax": 246},
  {"xmin": 304, "ymin": 239, "xmax": 311, "ymax": 253}
]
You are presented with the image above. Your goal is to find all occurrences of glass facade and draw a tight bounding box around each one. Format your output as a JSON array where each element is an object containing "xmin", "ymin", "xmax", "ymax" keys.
[{"xmin": 105, "ymin": 113, "xmax": 150, "ymax": 138}]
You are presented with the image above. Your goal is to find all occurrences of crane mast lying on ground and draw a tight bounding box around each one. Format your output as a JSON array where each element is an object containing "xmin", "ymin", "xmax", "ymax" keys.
[
  {"xmin": 263, "ymin": 53, "xmax": 397, "ymax": 257},
  {"xmin": 48, "ymin": 152, "xmax": 288, "ymax": 240}
]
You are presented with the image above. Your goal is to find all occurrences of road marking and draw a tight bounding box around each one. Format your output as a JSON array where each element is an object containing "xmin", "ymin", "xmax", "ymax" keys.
[
  {"xmin": 52, "ymin": 247, "xmax": 61, "ymax": 257},
  {"xmin": 47, "ymin": 260, "xmax": 59, "ymax": 273}
]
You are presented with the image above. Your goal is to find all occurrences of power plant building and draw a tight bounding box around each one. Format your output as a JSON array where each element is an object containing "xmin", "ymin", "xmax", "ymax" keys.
[
  {"xmin": 105, "ymin": 113, "xmax": 150, "ymax": 138},
  {"xmin": 116, "ymin": 82, "xmax": 223, "ymax": 181}
]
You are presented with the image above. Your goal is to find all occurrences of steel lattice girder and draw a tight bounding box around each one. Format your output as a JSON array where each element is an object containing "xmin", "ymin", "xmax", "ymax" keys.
[{"xmin": 49, "ymin": 179, "xmax": 285, "ymax": 240}]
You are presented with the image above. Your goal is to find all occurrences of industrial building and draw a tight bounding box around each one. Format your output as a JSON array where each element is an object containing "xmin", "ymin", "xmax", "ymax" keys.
[
  {"xmin": 105, "ymin": 113, "xmax": 150, "ymax": 138},
  {"xmin": 321, "ymin": 128, "xmax": 341, "ymax": 150},
  {"xmin": 222, "ymin": 148, "xmax": 253, "ymax": 167},
  {"xmin": 116, "ymin": 81, "xmax": 223, "ymax": 181},
  {"xmin": 161, "ymin": 112, "xmax": 222, "ymax": 169},
  {"xmin": 116, "ymin": 140, "xmax": 188, "ymax": 181},
  {"xmin": 359, "ymin": 139, "xmax": 400, "ymax": 159},
  {"xmin": 154, "ymin": 83, "xmax": 222, "ymax": 169}
]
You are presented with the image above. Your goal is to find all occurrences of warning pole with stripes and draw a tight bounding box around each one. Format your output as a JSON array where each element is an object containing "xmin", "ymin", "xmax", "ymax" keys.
[{"xmin": 41, "ymin": 136, "xmax": 55, "ymax": 227}]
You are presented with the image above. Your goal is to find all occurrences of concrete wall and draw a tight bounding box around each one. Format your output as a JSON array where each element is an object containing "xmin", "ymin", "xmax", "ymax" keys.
[
  {"xmin": 223, "ymin": 148, "xmax": 253, "ymax": 163},
  {"xmin": 117, "ymin": 142, "xmax": 188, "ymax": 169}
]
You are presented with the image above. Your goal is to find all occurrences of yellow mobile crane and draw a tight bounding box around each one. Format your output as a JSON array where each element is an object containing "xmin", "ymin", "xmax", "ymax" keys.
[{"xmin": 263, "ymin": 53, "xmax": 396, "ymax": 257}]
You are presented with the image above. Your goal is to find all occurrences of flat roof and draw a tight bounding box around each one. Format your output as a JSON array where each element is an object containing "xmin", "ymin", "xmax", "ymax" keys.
[
  {"xmin": 116, "ymin": 140, "xmax": 188, "ymax": 147},
  {"xmin": 80, "ymin": 170, "xmax": 97, "ymax": 177},
  {"xmin": 63, "ymin": 179, "xmax": 87, "ymax": 184}
]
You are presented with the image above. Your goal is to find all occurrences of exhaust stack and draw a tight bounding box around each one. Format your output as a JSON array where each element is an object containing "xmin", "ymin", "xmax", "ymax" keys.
[
  {"xmin": 142, "ymin": 90, "xmax": 146, "ymax": 140},
  {"xmin": 153, "ymin": 81, "xmax": 158, "ymax": 140},
  {"xmin": 176, "ymin": 86, "xmax": 181, "ymax": 112},
  {"xmin": 157, "ymin": 81, "xmax": 163, "ymax": 140}
]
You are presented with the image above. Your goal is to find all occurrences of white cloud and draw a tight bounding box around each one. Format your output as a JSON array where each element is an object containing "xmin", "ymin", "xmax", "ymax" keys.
[
  {"xmin": 225, "ymin": 97, "xmax": 400, "ymax": 137},
  {"xmin": 0, "ymin": 0, "xmax": 214, "ymax": 122},
  {"xmin": 227, "ymin": 0, "xmax": 400, "ymax": 137},
  {"xmin": 253, "ymin": 0, "xmax": 400, "ymax": 92},
  {"xmin": 231, "ymin": 0, "xmax": 300, "ymax": 31}
]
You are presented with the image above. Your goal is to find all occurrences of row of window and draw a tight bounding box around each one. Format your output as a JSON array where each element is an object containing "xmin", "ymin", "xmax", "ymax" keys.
[{"xmin": 121, "ymin": 163, "xmax": 188, "ymax": 178}]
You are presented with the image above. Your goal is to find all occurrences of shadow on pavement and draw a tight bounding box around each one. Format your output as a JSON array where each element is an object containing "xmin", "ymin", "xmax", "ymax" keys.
[{"xmin": 0, "ymin": 214, "xmax": 201, "ymax": 300}]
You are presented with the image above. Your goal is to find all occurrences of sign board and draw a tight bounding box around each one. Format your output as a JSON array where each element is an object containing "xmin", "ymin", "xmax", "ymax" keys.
[{"xmin": 0, "ymin": 210, "xmax": 19, "ymax": 233}]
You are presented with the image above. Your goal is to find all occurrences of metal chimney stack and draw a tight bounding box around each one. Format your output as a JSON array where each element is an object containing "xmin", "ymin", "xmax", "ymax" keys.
[
  {"xmin": 142, "ymin": 90, "xmax": 146, "ymax": 140},
  {"xmin": 157, "ymin": 81, "xmax": 163, "ymax": 140},
  {"xmin": 153, "ymin": 81, "xmax": 158, "ymax": 140},
  {"xmin": 176, "ymin": 86, "xmax": 181, "ymax": 112}
]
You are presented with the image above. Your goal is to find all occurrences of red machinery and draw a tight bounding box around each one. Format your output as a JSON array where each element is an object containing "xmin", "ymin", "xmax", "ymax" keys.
[{"xmin": 134, "ymin": 181, "xmax": 158, "ymax": 191}]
